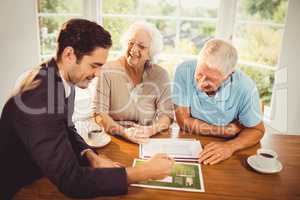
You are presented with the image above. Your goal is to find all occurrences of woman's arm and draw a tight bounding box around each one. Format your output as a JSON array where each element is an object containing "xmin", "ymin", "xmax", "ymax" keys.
[
  {"xmin": 94, "ymin": 112, "xmax": 126, "ymax": 135},
  {"xmin": 151, "ymin": 114, "xmax": 172, "ymax": 135},
  {"xmin": 94, "ymin": 113, "xmax": 149, "ymax": 144}
]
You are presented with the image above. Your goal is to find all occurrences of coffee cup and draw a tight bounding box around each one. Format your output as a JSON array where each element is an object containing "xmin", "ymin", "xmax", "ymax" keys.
[
  {"xmin": 256, "ymin": 148, "xmax": 278, "ymax": 169},
  {"xmin": 88, "ymin": 130, "xmax": 103, "ymax": 141}
]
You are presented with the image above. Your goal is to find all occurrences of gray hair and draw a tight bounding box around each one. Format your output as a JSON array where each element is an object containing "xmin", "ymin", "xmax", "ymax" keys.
[
  {"xmin": 198, "ymin": 39, "xmax": 238, "ymax": 74},
  {"xmin": 120, "ymin": 21, "xmax": 163, "ymax": 62}
]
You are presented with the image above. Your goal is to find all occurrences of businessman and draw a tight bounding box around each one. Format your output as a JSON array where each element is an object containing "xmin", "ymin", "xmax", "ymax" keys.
[{"xmin": 0, "ymin": 18, "xmax": 173, "ymax": 200}]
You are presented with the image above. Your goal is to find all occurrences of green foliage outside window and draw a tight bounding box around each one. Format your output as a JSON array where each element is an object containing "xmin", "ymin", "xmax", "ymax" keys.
[
  {"xmin": 103, "ymin": 17, "xmax": 134, "ymax": 51},
  {"xmin": 238, "ymin": 65, "xmax": 274, "ymax": 105},
  {"xmin": 240, "ymin": 0, "xmax": 288, "ymax": 23},
  {"xmin": 234, "ymin": 0, "xmax": 288, "ymax": 105},
  {"xmin": 102, "ymin": 0, "xmax": 137, "ymax": 14},
  {"xmin": 38, "ymin": 0, "xmax": 82, "ymax": 13},
  {"xmin": 38, "ymin": 0, "xmax": 83, "ymax": 57}
]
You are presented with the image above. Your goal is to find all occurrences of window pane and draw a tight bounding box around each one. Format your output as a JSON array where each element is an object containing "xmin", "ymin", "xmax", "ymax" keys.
[
  {"xmin": 237, "ymin": 0, "xmax": 288, "ymax": 24},
  {"xmin": 158, "ymin": 55, "xmax": 195, "ymax": 79},
  {"xmin": 180, "ymin": 0, "xmax": 220, "ymax": 18},
  {"xmin": 38, "ymin": 0, "xmax": 83, "ymax": 58},
  {"xmin": 38, "ymin": 0, "xmax": 83, "ymax": 13},
  {"xmin": 146, "ymin": 19, "xmax": 177, "ymax": 53},
  {"xmin": 180, "ymin": 21, "xmax": 216, "ymax": 55},
  {"xmin": 238, "ymin": 65, "xmax": 274, "ymax": 106},
  {"xmin": 39, "ymin": 16, "xmax": 77, "ymax": 56},
  {"xmin": 107, "ymin": 51, "xmax": 120, "ymax": 60},
  {"xmin": 158, "ymin": 58, "xmax": 180, "ymax": 79},
  {"xmin": 102, "ymin": 0, "xmax": 138, "ymax": 14},
  {"xmin": 138, "ymin": 0, "xmax": 177, "ymax": 16},
  {"xmin": 234, "ymin": 23, "xmax": 284, "ymax": 66},
  {"xmin": 102, "ymin": 17, "xmax": 134, "ymax": 51}
]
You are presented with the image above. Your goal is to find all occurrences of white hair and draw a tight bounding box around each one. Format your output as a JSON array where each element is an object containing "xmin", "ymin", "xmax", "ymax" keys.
[
  {"xmin": 198, "ymin": 39, "xmax": 238, "ymax": 74},
  {"xmin": 120, "ymin": 21, "xmax": 163, "ymax": 62}
]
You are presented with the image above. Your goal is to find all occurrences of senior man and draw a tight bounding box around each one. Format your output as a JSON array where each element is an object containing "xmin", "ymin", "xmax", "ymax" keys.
[{"xmin": 172, "ymin": 39, "xmax": 265, "ymax": 165}]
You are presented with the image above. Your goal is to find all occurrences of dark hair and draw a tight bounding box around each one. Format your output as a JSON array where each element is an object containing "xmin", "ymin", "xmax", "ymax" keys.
[{"xmin": 56, "ymin": 18, "xmax": 112, "ymax": 62}]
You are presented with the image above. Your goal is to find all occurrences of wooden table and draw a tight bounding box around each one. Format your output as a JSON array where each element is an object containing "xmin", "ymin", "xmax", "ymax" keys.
[{"xmin": 13, "ymin": 131, "xmax": 300, "ymax": 200}]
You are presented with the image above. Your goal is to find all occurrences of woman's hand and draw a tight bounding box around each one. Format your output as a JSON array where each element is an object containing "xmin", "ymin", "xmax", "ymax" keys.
[
  {"xmin": 123, "ymin": 127, "xmax": 150, "ymax": 144},
  {"xmin": 133, "ymin": 125, "xmax": 155, "ymax": 137}
]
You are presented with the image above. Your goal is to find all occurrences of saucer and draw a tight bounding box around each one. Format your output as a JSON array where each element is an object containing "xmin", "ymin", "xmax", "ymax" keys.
[
  {"xmin": 247, "ymin": 155, "xmax": 283, "ymax": 174},
  {"xmin": 85, "ymin": 132, "xmax": 111, "ymax": 148}
]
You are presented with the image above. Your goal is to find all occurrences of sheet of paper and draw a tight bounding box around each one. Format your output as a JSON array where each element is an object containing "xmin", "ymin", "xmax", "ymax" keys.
[
  {"xmin": 140, "ymin": 138, "xmax": 202, "ymax": 161},
  {"xmin": 131, "ymin": 159, "xmax": 205, "ymax": 192}
]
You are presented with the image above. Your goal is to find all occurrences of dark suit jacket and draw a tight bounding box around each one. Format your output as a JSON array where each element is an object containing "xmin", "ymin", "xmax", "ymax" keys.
[{"xmin": 0, "ymin": 59, "xmax": 128, "ymax": 200}]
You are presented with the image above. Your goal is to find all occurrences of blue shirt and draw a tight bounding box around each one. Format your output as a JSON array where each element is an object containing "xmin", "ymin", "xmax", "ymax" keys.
[{"xmin": 172, "ymin": 59, "xmax": 262, "ymax": 127}]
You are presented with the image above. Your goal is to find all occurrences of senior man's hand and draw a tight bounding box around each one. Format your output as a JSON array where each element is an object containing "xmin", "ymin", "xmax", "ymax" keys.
[
  {"xmin": 198, "ymin": 142, "xmax": 234, "ymax": 165},
  {"xmin": 223, "ymin": 121, "xmax": 242, "ymax": 137}
]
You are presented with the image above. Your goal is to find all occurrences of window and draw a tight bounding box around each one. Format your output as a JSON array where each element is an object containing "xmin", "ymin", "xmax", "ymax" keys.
[
  {"xmin": 101, "ymin": 0, "xmax": 220, "ymax": 76},
  {"xmin": 37, "ymin": 0, "xmax": 83, "ymax": 60},
  {"xmin": 36, "ymin": 0, "xmax": 289, "ymax": 107},
  {"xmin": 233, "ymin": 0, "xmax": 288, "ymax": 105}
]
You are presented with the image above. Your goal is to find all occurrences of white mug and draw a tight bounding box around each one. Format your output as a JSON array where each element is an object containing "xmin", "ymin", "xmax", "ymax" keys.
[
  {"xmin": 88, "ymin": 130, "xmax": 103, "ymax": 141},
  {"xmin": 256, "ymin": 148, "xmax": 278, "ymax": 169}
]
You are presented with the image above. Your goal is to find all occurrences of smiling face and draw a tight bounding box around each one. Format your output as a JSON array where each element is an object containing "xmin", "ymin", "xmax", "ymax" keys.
[
  {"xmin": 125, "ymin": 28, "xmax": 151, "ymax": 68},
  {"xmin": 194, "ymin": 62, "xmax": 225, "ymax": 94},
  {"xmin": 68, "ymin": 47, "xmax": 109, "ymax": 89}
]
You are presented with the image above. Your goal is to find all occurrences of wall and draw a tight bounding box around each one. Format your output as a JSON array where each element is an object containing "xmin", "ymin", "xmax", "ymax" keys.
[
  {"xmin": 268, "ymin": 0, "xmax": 300, "ymax": 134},
  {"xmin": 0, "ymin": 0, "xmax": 40, "ymax": 113}
]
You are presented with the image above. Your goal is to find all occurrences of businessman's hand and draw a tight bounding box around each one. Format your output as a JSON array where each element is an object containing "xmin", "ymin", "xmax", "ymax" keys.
[
  {"xmin": 126, "ymin": 153, "xmax": 174, "ymax": 184},
  {"xmin": 143, "ymin": 153, "xmax": 175, "ymax": 180}
]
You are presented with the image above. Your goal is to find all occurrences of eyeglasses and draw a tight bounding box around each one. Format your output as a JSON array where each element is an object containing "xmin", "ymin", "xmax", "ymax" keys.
[{"xmin": 128, "ymin": 40, "xmax": 149, "ymax": 50}]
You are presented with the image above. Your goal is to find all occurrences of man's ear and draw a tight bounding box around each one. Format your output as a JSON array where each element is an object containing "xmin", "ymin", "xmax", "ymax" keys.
[{"xmin": 61, "ymin": 47, "xmax": 76, "ymax": 64}]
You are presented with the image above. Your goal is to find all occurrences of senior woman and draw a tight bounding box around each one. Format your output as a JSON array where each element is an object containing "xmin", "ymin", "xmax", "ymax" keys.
[{"xmin": 92, "ymin": 21, "xmax": 174, "ymax": 144}]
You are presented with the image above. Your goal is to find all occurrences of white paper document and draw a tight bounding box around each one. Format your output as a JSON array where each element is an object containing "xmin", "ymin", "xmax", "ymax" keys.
[{"xmin": 139, "ymin": 138, "xmax": 202, "ymax": 161}]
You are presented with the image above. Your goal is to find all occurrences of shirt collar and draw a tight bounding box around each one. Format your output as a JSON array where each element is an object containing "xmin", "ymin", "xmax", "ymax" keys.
[
  {"xmin": 213, "ymin": 76, "xmax": 232, "ymax": 101},
  {"xmin": 59, "ymin": 70, "xmax": 72, "ymax": 98}
]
